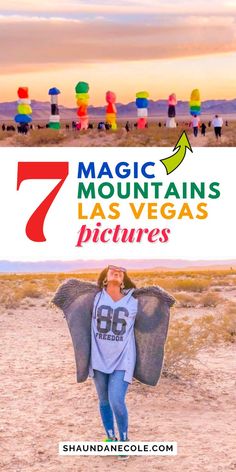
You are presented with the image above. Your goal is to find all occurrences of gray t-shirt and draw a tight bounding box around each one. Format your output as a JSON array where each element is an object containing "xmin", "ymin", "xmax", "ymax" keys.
[{"xmin": 89, "ymin": 288, "xmax": 138, "ymax": 384}]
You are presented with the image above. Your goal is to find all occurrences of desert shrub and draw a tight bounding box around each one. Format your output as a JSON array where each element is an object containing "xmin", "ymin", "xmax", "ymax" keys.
[
  {"xmin": 0, "ymin": 131, "xmax": 14, "ymax": 140},
  {"xmin": 176, "ymin": 292, "xmax": 199, "ymax": 308},
  {"xmin": 164, "ymin": 318, "xmax": 206, "ymax": 377},
  {"xmin": 164, "ymin": 302, "xmax": 236, "ymax": 377},
  {"xmin": 173, "ymin": 278, "xmax": 210, "ymax": 292},
  {"xmin": 198, "ymin": 291, "xmax": 223, "ymax": 307},
  {"xmin": 0, "ymin": 292, "xmax": 18, "ymax": 309},
  {"xmin": 155, "ymin": 277, "xmax": 209, "ymax": 292},
  {"xmin": 220, "ymin": 302, "xmax": 236, "ymax": 342},
  {"xmin": 39, "ymin": 278, "xmax": 61, "ymax": 292},
  {"xmin": 211, "ymin": 278, "xmax": 232, "ymax": 287},
  {"xmin": 136, "ymin": 275, "xmax": 211, "ymax": 292},
  {"xmin": 197, "ymin": 303, "xmax": 236, "ymax": 344},
  {"xmin": 18, "ymin": 283, "xmax": 42, "ymax": 299},
  {"xmin": 0, "ymin": 274, "xmax": 100, "ymax": 309},
  {"xmin": 15, "ymin": 129, "xmax": 66, "ymax": 147},
  {"xmin": 0, "ymin": 281, "xmax": 42, "ymax": 309}
]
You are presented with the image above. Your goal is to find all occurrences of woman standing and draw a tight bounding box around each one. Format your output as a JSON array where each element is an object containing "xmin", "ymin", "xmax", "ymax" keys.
[
  {"xmin": 88, "ymin": 265, "xmax": 137, "ymax": 451},
  {"xmin": 52, "ymin": 264, "xmax": 175, "ymax": 460}
]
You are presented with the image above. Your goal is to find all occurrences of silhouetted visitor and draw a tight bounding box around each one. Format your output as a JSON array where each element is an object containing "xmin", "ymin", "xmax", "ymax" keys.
[
  {"xmin": 17, "ymin": 123, "xmax": 29, "ymax": 135},
  {"xmin": 212, "ymin": 115, "xmax": 223, "ymax": 139},
  {"xmin": 200, "ymin": 123, "xmax": 207, "ymax": 136},
  {"xmin": 125, "ymin": 121, "xmax": 131, "ymax": 132},
  {"xmin": 98, "ymin": 122, "xmax": 106, "ymax": 131},
  {"xmin": 191, "ymin": 115, "xmax": 200, "ymax": 137}
]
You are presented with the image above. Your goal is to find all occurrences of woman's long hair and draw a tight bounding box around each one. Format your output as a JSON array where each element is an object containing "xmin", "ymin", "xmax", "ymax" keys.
[{"xmin": 97, "ymin": 267, "xmax": 136, "ymax": 289}]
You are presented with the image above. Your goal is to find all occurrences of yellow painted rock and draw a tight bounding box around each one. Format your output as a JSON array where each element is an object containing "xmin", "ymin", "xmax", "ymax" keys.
[
  {"xmin": 136, "ymin": 91, "xmax": 149, "ymax": 98},
  {"xmin": 190, "ymin": 89, "xmax": 200, "ymax": 102},
  {"xmin": 17, "ymin": 104, "xmax": 32, "ymax": 115},
  {"xmin": 190, "ymin": 100, "xmax": 201, "ymax": 107},
  {"xmin": 75, "ymin": 93, "xmax": 90, "ymax": 100}
]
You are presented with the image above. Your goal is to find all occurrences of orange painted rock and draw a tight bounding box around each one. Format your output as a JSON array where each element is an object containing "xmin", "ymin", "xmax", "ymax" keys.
[{"xmin": 77, "ymin": 106, "xmax": 88, "ymax": 117}]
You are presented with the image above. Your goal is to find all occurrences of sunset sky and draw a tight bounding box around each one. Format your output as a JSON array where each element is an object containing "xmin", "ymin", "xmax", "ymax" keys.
[{"xmin": 0, "ymin": 0, "xmax": 236, "ymax": 106}]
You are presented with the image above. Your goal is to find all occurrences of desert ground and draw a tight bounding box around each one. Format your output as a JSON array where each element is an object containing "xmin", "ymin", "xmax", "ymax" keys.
[
  {"xmin": 0, "ymin": 117, "xmax": 235, "ymax": 147},
  {"xmin": 0, "ymin": 269, "xmax": 236, "ymax": 472}
]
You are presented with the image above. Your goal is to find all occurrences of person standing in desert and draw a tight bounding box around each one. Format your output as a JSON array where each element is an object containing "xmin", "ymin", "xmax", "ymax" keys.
[
  {"xmin": 190, "ymin": 114, "xmax": 200, "ymax": 137},
  {"xmin": 89, "ymin": 265, "xmax": 137, "ymax": 460},
  {"xmin": 212, "ymin": 115, "xmax": 223, "ymax": 139}
]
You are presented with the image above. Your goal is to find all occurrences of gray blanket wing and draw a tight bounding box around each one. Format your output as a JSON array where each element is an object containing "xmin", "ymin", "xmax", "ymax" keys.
[
  {"xmin": 52, "ymin": 280, "xmax": 175, "ymax": 386},
  {"xmin": 52, "ymin": 279, "xmax": 99, "ymax": 382},
  {"xmin": 133, "ymin": 287, "xmax": 175, "ymax": 386}
]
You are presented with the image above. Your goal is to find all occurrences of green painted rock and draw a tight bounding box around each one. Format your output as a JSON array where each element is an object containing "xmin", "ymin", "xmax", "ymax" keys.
[{"xmin": 75, "ymin": 82, "xmax": 89, "ymax": 93}]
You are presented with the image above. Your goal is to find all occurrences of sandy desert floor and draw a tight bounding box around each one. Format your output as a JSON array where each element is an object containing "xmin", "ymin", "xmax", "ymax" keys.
[
  {"xmin": 0, "ymin": 120, "xmax": 235, "ymax": 147},
  {"xmin": 1, "ymin": 271, "xmax": 236, "ymax": 472}
]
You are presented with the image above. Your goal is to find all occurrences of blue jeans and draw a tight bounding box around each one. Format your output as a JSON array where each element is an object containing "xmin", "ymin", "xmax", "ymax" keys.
[{"xmin": 93, "ymin": 369, "xmax": 129, "ymax": 441}]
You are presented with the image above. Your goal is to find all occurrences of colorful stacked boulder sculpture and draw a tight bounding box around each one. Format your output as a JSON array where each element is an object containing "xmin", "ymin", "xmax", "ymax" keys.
[
  {"xmin": 166, "ymin": 93, "xmax": 177, "ymax": 128},
  {"xmin": 190, "ymin": 89, "xmax": 201, "ymax": 116},
  {"xmin": 105, "ymin": 91, "xmax": 117, "ymax": 130},
  {"xmin": 75, "ymin": 82, "xmax": 89, "ymax": 130},
  {"xmin": 15, "ymin": 87, "xmax": 32, "ymax": 125},
  {"xmin": 136, "ymin": 91, "xmax": 149, "ymax": 129},
  {"xmin": 48, "ymin": 87, "xmax": 61, "ymax": 129}
]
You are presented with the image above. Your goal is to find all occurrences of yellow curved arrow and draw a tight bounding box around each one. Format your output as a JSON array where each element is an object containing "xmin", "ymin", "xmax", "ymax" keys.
[{"xmin": 161, "ymin": 131, "xmax": 193, "ymax": 175}]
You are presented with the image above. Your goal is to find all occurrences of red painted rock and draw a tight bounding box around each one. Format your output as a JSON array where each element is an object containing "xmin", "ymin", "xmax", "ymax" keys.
[{"xmin": 17, "ymin": 87, "xmax": 29, "ymax": 99}]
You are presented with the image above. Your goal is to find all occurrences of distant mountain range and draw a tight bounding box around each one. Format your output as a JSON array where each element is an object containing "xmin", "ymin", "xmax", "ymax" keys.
[
  {"xmin": 0, "ymin": 259, "xmax": 235, "ymax": 273},
  {"xmin": 0, "ymin": 99, "xmax": 236, "ymax": 121}
]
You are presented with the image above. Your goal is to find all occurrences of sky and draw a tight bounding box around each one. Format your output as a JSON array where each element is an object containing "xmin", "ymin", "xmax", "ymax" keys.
[{"xmin": 0, "ymin": 0, "xmax": 236, "ymax": 106}]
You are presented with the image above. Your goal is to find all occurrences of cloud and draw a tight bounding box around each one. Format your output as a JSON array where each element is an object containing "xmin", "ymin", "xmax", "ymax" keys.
[
  {"xmin": 0, "ymin": 15, "xmax": 236, "ymax": 74},
  {"xmin": 1, "ymin": 0, "xmax": 236, "ymax": 16}
]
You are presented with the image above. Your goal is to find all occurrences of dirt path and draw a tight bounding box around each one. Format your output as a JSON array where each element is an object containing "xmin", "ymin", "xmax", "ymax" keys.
[
  {"xmin": 190, "ymin": 130, "xmax": 228, "ymax": 147},
  {"xmin": 0, "ymin": 299, "xmax": 235, "ymax": 471}
]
